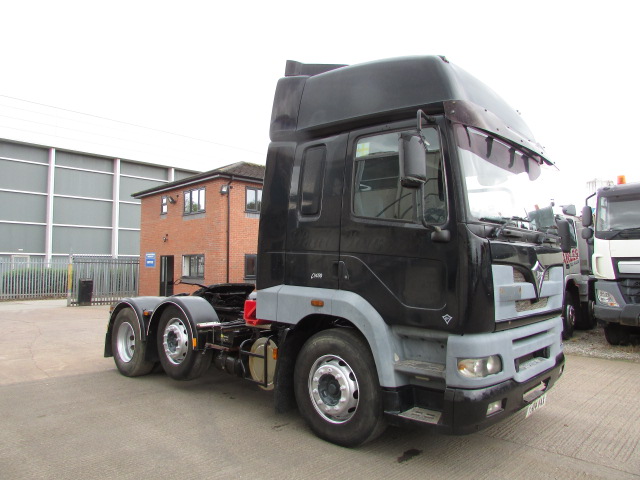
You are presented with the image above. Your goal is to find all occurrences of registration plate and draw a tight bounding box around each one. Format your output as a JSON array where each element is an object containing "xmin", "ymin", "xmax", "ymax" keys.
[{"xmin": 525, "ymin": 393, "xmax": 547, "ymax": 418}]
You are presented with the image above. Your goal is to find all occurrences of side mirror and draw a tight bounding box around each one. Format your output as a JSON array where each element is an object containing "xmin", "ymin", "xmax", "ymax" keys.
[
  {"xmin": 562, "ymin": 204, "xmax": 576, "ymax": 216},
  {"xmin": 399, "ymin": 133, "xmax": 427, "ymax": 188},
  {"xmin": 581, "ymin": 227, "xmax": 593, "ymax": 240},
  {"xmin": 581, "ymin": 205, "xmax": 593, "ymax": 227},
  {"xmin": 556, "ymin": 218, "xmax": 572, "ymax": 253}
]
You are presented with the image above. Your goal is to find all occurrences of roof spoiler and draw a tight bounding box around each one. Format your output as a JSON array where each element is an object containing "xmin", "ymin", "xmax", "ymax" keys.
[{"xmin": 285, "ymin": 60, "xmax": 346, "ymax": 77}]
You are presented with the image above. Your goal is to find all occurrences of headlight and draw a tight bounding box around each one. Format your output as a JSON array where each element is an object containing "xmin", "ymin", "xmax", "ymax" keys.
[
  {"xmin": 458, "ymin": 355, "xmax": 502, "ymax": 378},
  {"xmin": 596, "ymin": 290, "xmax": 619, "ymax": 307}
]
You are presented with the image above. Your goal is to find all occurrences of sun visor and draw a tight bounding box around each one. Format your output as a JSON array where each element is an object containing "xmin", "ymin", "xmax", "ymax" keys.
[{"xmin": 444, "ymin": 99, "xmax": 551, "ymax": 165}]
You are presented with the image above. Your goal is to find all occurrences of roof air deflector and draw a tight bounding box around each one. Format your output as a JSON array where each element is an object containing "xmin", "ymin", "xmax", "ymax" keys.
[{"xmin": 285, "ymin": 60, "xmax": 346, "ymax": 77}]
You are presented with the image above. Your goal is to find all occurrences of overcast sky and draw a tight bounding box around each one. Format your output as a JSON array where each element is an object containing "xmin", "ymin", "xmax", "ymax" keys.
[{"xmin": 1, "ymin": 0, "xmax": 637, "ymax": 209}]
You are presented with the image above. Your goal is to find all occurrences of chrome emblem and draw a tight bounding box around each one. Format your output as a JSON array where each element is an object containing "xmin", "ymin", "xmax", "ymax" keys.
[
  {"xmin": 442, "ymin": 314, "xmax": 453, "ymax": 325},
  {"xmin": 531, "ymin": 261, "xmax": 546, "ymax": 298}
]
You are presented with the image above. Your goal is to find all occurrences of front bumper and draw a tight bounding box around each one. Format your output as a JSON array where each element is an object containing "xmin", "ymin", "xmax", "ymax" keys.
[
  {"xmin": 594, "ymin": 280, "xmax": 640, "ymax": 327},
  {"xmin": 594, "ymin": 305, "xmax": 640, "ymax": 326},
  {"xmin": 383, "ymin": 353, "xmax": 565, "ymax": 434}
]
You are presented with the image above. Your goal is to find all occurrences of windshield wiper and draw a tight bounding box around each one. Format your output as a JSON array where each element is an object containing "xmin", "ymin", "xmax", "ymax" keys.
[
  {"xmin": 478, "ymin": 216, "xmax": 529, "ymax": 238},
  {"xmin": 608, "ymin": 227, "xmax": 640, "ymax": 239},
  {"xmin": 479, "ymin": 216, "xmax": 507, "ymax": 225}
]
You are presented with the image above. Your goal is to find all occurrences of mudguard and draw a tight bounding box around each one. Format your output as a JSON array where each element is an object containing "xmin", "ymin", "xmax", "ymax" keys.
[
  {"xmin": 148, "ymin": 296, "xmax": 221, "ymax": 350},
  {"xmin": 105, "ymin": 295, "xmax": 222, "ymax": 358},
  {"xmin": 104, "ymin": 296, "xmax": 166, "ymax": 357}
]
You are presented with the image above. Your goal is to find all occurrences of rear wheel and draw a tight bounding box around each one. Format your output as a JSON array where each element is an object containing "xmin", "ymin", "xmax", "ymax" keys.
[
  {"xmin": 157, "ymin": 306, "xmax": 212, "ymax": 380},
  {"xmin": 112, "ymin": 308, "xmax": 154, "ymax": 377},
  {"xmin": 294, "ymin": 329, "xmax": 387, "ymax": 447},
  {"xmin": 562, "ymin": 291, "xmax": 577, "ymax": 340},
  {"xmin": 580, "ymin": 300, "xmax": 597, "ymax": 330}
]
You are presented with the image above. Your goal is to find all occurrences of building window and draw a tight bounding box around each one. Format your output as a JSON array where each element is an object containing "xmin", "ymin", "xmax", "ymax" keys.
[
  {"xmin": 182, "ymin": 254, "xmax": 204, "ymax": 278},
  {"xmin": 161, "ymin": 195, "xmax": 168, "ymax": 215},
  {"xmin": 184, "ymin": 188, "xmax": 205, "ymax": 214},
  {"xmin": 246, "ymin": 188, "xmax": 262, "ymax": 213},
  {"xmin": 244, "ymin": 254, "xmax": 257, "ymax": 280}
]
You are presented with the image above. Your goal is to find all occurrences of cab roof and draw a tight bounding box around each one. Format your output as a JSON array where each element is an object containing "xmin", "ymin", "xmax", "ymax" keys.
[{"xmin": 270, "ymin": 56, "xmax": 536, "ymax": 149}]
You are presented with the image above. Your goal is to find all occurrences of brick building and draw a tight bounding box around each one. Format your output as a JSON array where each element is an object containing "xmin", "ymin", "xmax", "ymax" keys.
[{"xmin": 134, "ymin": 162, "xmax": 264, "ymax": 296}]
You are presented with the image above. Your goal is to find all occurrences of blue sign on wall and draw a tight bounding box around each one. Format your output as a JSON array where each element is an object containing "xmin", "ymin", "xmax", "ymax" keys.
[{"xmin": 145, "ymin": 252, "xmax": 156, "ymax": 268}]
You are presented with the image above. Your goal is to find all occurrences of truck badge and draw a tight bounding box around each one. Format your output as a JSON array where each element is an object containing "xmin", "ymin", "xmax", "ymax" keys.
[
  {"xmin": 442, "ymin": 314, "xmax": 452, "ymax": 325},
  {"xmin": 532, "ymin": 261, "xmax": 546, "ymax": 298}
]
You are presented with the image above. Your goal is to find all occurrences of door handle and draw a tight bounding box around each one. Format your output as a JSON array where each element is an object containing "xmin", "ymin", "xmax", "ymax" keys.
[{"xmin": 335, "ymin": 261, "xmax": 349, "ymax": 281}]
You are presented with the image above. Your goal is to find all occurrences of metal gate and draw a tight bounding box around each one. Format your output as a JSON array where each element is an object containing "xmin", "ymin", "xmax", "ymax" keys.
[
  {"xmin": 0, "ymin": 256, "xmax": 139, "ymax": 305},
  {"xmin": 0, "ymin": 257, "xmax": 68, "ymax": 301},
  {"xmin": 67, "ymin": 256, "xmax": 139, "ymax": 306}
]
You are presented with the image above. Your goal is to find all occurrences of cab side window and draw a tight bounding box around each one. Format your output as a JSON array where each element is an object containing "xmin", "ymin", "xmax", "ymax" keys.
[
  {"xmin": 300, "ymin": 146, "xmax": 326, "ymax": 216},
  {"xmin": 353, "ymin": 128, "xmax": 446, "ymax": 223}
]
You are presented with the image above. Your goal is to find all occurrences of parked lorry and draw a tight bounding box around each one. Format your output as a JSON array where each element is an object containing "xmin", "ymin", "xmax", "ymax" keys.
[
  {"xmin": 105, "ymin": 56, "xmax": 569, "ymax": 447},
  {"xmin": 529, "ymin": 205, "xmax": 596, "ymax": 339},
  {"xmin": 582, "ymin": 181, "xmax": 640, "ymax": 344}
]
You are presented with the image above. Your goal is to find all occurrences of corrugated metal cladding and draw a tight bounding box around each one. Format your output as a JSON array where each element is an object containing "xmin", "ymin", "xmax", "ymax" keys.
[{"xmin": 0, "ymin": 139, "xmax": 198, "ymax": 260}]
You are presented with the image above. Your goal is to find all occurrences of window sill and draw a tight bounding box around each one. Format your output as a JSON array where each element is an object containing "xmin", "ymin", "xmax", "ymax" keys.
[{"xmin": 182, "ymin": 212, "xmax": 206, "ymax": 220}]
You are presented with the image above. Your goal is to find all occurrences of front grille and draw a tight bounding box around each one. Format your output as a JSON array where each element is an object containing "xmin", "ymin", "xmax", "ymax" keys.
[
  {"xmin": 514, "ymin": 269, "xmax": 550, "ymax": 312},
  {"xmin": 516, "ymin": 298, "xmax": 549, "ymax": 312},
  {"xmin": 513, "ymin": 269, "xmax": 550, "ymax": 283},
  {"xmin": 620, "ymin": 279, "xmax": 640, "ymax": 304},
  {"xmin": 514, "ymin": 270, "xmax": 526, "ymax": 283},
  {"xmin": 515, "ymin": 347, "xmax": 550, "ymax": 373}
]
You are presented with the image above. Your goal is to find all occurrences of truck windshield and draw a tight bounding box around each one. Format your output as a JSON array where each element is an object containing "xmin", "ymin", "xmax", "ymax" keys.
[
  {"xmin": 596, "ymin": 194, "xmax": 640, "ymax": 233},
  {"xmin": 455, "ymin": 124, "xmax": 552, "ymax": 224}
]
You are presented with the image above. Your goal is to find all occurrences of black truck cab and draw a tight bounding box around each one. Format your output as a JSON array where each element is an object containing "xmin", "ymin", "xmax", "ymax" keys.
[
  {"xmin": 256, "ymin": 56, "xmax": 564, "ymax": 437},
  {"xmin": 106, "ymin": 56, "xmax": 565, "ymax": 448}
]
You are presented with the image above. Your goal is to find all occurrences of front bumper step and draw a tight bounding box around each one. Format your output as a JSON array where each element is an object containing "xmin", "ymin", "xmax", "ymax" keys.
[{"xmin": 397, "ymin": 407, "xmax": 442, "ymax": 425}]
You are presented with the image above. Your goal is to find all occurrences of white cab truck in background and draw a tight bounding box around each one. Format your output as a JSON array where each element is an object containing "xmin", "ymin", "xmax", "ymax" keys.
[{"xmin": 582, "ymin": 180, "xmax": 640, "ymax": 344}]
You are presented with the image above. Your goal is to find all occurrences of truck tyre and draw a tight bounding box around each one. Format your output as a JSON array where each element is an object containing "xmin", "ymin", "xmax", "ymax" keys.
[
  {"xmin": 294, "ymin": 328, "xmax": 387, "ymax": 447},
  {"xmin": 562, "ymin": 291, "xmax": 577, "ymax": 340},
  {"xmin": 112, "ymin": 308, "xmax": 154, "ymax": 377},
  {"xmin": 582, "ymin": 300, "xmax": 597, "ymax": 330},
  {"xmin": 157, "ymin": 306, "xmax": 212, "ymax": 380},
  {"xmin": 604, "ymin": 323, "xmax": 631, "ymax": 346}
]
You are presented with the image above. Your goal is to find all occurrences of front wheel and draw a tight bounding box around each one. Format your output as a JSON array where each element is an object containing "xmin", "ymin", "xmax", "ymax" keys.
[
  {"xmin": 157, "ymin": 306, "xmax": 212, "ymax": 380},
  {"xmin": 604, "ymin": 323, "xmax": 631, "ymax": 346},
  {"xmin": 294, "ymin": 329, "xmax": 387, "ymax": 447},
  {"xmin": 112, "ymin": 308, "xmax": 154, "ymax": 377}
]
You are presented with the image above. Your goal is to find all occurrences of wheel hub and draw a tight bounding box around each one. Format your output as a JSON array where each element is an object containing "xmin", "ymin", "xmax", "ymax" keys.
[
  {"xmin": 566, "ymin": 304, "xmax": 576, "ymax": 328},
  {"xmin": 163, "ymin": 318, "xmax": 189, "ymax": 364},
  {"xmin": 116, "ymin": 321, "xmax": 135, "ymax": 363},
  {"xmin": 309, "ymin": 355, "xmax": 359, "ymax": 424}
]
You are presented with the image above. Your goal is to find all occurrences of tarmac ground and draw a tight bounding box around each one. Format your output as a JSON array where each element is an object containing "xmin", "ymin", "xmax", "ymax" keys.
[{"xmin": 1, "ymin": 299, "xmax": 639, "ymax": 479}]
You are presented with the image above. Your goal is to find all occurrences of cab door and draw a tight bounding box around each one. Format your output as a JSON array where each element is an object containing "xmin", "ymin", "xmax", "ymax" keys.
[
  {"xmin": 339, "ymin": 121, "xmax": 459, "ymax": 329},
  {"xmin": 284, "ymin": 133, "xmax": 347, "ymax": 289}
]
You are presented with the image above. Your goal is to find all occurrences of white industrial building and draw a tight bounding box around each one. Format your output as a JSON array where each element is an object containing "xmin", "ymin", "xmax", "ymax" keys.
[{"xmin": 0, "ymin": 137, "xmax": 198, "ymax": 261}]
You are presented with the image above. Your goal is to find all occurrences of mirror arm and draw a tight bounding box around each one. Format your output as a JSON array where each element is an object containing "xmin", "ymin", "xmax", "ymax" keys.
[
  {"xmin": 417, "ymin": 184, "xmax": 450, "ymax": 242},
  {"xmin": 417, "ymin": 109, "xmax": 437, "ymax": 131}
]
